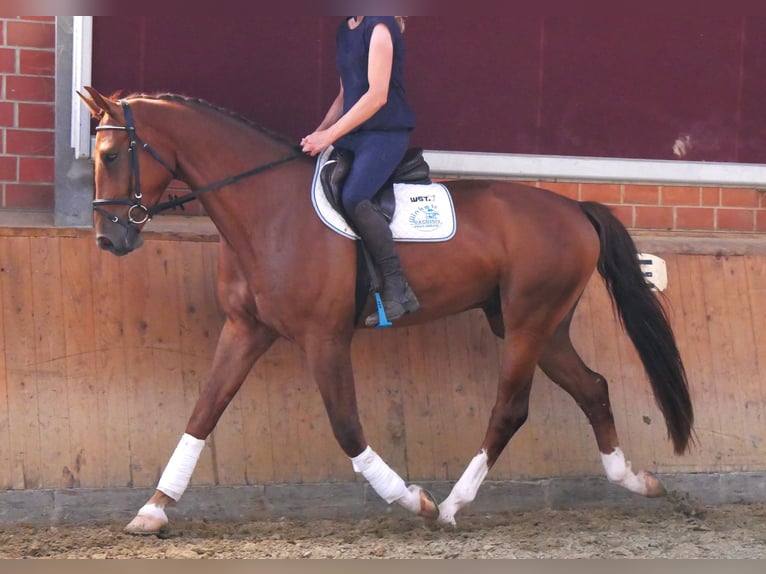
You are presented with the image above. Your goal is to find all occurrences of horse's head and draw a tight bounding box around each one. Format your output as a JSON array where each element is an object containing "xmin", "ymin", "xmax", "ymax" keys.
[{"xmin": 77, "ymin": 87, "xmax": 179, "ymax": 256}]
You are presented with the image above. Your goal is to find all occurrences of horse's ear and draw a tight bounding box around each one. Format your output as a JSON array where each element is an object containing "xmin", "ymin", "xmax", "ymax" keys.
[{"xmin": 76, "ymin": 86, "xmax": 119, "ymax": 119}]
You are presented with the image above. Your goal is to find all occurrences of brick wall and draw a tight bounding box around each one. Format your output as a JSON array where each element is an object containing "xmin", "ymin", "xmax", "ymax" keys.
[
  {"xmin": 539, "ymin": 182, "xmax": 766, "ymax": 233},
  {"xmin": 0, "ymin": 16, "xmax": 55, "ymax": 211}
]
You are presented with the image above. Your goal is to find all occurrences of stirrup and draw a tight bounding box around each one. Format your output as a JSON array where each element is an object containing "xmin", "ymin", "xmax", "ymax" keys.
[
  {"xmin": 365, "ymin": 288, "xmax": 420, "ymax": 328},
  {"xmin": 374, "ymin": 292, "xmax": 393, "ymax": 328}
]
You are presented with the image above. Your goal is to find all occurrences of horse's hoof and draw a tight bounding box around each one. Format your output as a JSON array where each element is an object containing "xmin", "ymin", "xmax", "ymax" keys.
[
  {"xmin": 436, "ymin": 511, "xmax": 457, "ymax": 527},
  {"xmin": 418, "ymin": 488, "xmax": 440, "ymax": 521},
  {"xmin": 436, "ymin": 500, "xmax": 458, "ymax": 527},
  {"xmin": 124, "ymin": 512, "xmax": 169, "ymax": 536},
  {"xmin": 641, "ymin": 471, "xmax": 667, "ymax": 498}
]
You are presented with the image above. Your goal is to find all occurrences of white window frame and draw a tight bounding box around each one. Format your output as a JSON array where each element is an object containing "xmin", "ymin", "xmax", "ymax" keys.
[
  {"xmin": 70, "ymin": 16, "xmax": 766, "ymax": 188},
  {"xmin": 423, "ymin": 150, "xmax": 766, "ymax": 188},
  {"xmin": 71, "ymin": 16, "xmax": 93, "ymax": 159}
]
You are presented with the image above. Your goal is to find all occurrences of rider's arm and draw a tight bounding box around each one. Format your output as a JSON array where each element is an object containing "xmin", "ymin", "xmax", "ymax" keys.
[
  {"xmin": 315, "ymin": 80, "xmax": 344, "ymax": 131},
  {"xmin": 324, "ymin": 22, "xmax": 393, "ymax": 139},
  {"xmin": 301, "ymin": 22, "xmax": 393, "ymax": 155}
]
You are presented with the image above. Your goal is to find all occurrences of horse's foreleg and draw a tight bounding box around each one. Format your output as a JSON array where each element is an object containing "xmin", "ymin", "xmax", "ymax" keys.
[
  {"xmin": 125, "ymin": 319, "xmax": 277, "ymax": 535},
  {"xmin": 438, "ymin": 333, "xmax": 538, "ymax": 526},
  {"xmin": 537, "ymin": 315, "xmax": 666, "ymax": 498},
  {"xmin": 306, "ymin": 335, "xmax": 439, "ymax": 520}
]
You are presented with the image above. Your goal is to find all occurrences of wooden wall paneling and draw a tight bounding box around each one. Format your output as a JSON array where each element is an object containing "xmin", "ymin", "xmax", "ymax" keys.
[
  {"xmin": 721, "ymin": 255, "xmax": 765, "ymax": 469},
  {"xmin": 60, "ymin": 237, "xmax": 103, "ymax": 487},
  {"xmin": 398, "ymin": 324, "xmax": 438, "ymax": 481},
  {"xmin": 443, "ymin": 311, "xmax": 497, "ymax": 479},
  {"xmin": 431, "ymin": 313, "xmax": 469, "ymax": 480},
  {"xmin": 174, "ymin": 240, "xmax": 219, "ymax": 486},
  {"xmin": 290, "ymin": 347, "xmax": 339, "ymax": 483},
  {"xmin": 0, "ymin": 237, "xmax": 42, "ymax": 489},
  {"xmin": 143, "ymin": 239, "xmax": 219, "ymax": 484},
  {"xmin": 229, "ymin": 317, "xmax": 283, "ymax": 485},
  {"xmin": 117, "ymin": 247, "xmax": 166, "ymax": 487},
  {"xmin": 674, "ymin": 255, "xmax": 726, "ymax": 469},
  {"xmin": 520, "ymin": 333, "xmax": 599, "ymax": 480},
  {"xmin": 703, "ymin": 255, "xmax": 750, "ymax": 470},
  {"xmin": 144, "ymin": 242, "xmax": 190, "ymax": 470},
  {"xmin": 0, "ymin": 243, "xmax": 12, "ymax": 488},
  {"xmin": 541, "ymin": 279, "xmax": 605, "ymax": 478},
  {"xmin": 461, "ymin": 312, "xmax": 507, "ymax": 476},
  {"xmin": 414, "ymin": 320, "xmax": 455, "ymax": 481},
  {"xmin": 517, "ymin": 372, "xmax": 559, "ymax": 479},
  {"xmin": 500, "ymin": 356, "xmax": 555, "ymax": 478},
  {"xmin": 235, "ymin": 344, "xmax": 277, "ymax": 485},
  {"xmin": 196, "ymin": 240, "xmax": 249, "ymax": 486},
  {"xmin": 379, "ymin": 330, "xmax": 411, "ymax": 480},
  {"xmin": 254, "ymin": 339, "xmax": 302, "ymax": 483},
  {"xmin": 573, "ymin": 281, "xmax": 616, "ymax": 473},
  {"xmin": 745, "ymin": 256, "xmax": 766, "ymax": 454},
  {"xmin": 401, "ymin": 321, "xmax": 450, "ymax": 481},
  {"xmin": 664, "ymin": 252, "xmax": 701, "ymax": 472},
  {"xmin": 350, "ymin": 327, "xmax": 408, "ymax": 483},
  {"xmin": 441, "ymin": 311, "xmax": 488, "ymax": 479},
  {"xmin": 663, "ymin": 255, "xmax": 712, "ymax": 471},
  {"xmin": 30, "ymin": 237, "xmax": 71, "ymax": 488},
  {"xmin": 89, "ymin": 238, "xmax": 132, "ymax": 487},
  {"xmin": 2, "ymin": 229, "xmax": 766, "ymax": 490},
  {"xmin": 236, "ymin": 374, "xmax": 278, "ymax": 486}
]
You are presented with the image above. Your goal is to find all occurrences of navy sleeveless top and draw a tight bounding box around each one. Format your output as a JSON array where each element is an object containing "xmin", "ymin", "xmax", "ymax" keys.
[{"xmin": 336, "ymin": 16, "xmax": 416, "ymax": 132}]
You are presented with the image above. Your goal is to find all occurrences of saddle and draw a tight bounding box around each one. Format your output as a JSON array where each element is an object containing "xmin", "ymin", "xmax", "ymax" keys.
[{"xmin": 320, "ymin": 147, "xmax": 432, "ymax": 223}]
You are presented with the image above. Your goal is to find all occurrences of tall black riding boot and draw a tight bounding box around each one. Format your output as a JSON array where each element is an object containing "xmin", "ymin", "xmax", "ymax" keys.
[{"xmin": 351, "ymin": 200, "xmax": 420, "ymax": 326}]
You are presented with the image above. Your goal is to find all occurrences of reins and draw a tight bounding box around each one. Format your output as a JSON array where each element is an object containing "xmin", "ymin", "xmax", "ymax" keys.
[{"xmin": 93, "ymin": 99, "xmax": 302, "ymax": 227}]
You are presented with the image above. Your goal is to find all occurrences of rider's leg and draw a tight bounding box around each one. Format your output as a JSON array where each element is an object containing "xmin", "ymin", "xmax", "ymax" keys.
[{"xmin": 339, "ymin": 131, "xmax": 419, "ymax": 326}]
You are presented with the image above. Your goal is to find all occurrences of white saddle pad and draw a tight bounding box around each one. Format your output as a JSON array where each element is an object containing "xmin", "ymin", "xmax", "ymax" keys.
[{"xmin": 311, "ymin": 146, "xmax": 456, "ymax": 242}]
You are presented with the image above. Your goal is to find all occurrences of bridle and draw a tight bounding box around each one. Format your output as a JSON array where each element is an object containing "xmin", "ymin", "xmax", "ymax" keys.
[{"xmin": 92, "ymin": 99, "xmax": 302, "ymax": 228}]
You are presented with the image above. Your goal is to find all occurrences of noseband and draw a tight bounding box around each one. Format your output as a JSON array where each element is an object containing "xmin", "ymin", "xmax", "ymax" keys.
[{"xmin": 93, "ymin": 99, "xmax": 302, "ymax": 228}]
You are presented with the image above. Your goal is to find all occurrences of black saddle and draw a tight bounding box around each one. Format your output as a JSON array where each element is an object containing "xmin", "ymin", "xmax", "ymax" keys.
[{"xmin": 320, "ymin": 147, "xmax": 432, "ymax": 223}]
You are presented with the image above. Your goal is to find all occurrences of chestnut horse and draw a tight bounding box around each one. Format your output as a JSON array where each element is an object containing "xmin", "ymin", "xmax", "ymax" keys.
[{"xmin": 78, "ymin": 87, "xmax": 693, "ymax": 534}]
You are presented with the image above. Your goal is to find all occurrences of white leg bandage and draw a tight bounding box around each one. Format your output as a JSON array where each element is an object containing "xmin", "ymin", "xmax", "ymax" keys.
[
  {"xmin": 350, "ymin": 446, "xmax": 419, "ymax": 511},
  {"xmin": 438, "ymin": 449, "xmax": 490, "ymax": 525},
  {"xmin": 600, "ymin": 447, "xmax": 647, "ymax": 494},
  {"xmin": 156, "ymin": 433, "xmax": 205, "ymax": 501},
  {"xmin": 136, "ymin": 502, "xmax": 168, "ymax": 522}
]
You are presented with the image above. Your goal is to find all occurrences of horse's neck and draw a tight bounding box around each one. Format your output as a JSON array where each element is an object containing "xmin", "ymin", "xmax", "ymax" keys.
[
  {"xmin": 165, "ymin": 112, "xmax": 311, "ymax": 251},
  {"xmin": 173, "ymin": 116, "xmax": 292, "ymax": 192}
]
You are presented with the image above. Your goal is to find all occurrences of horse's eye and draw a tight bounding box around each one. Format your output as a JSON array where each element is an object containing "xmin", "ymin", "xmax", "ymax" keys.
[{"xmin": 102, "ymin": 152, "xmax": 119, "ymax": 164}]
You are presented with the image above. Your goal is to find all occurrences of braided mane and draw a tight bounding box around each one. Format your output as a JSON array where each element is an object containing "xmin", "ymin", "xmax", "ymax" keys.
[{"xmin": 122, "ymin": 91, "xmax": 297, "ymax": 148}]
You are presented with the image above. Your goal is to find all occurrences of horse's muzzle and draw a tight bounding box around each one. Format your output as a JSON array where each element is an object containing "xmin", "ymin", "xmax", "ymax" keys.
[{"xmin": 96, "ymin": 223, "xmax": 144, "ymax": 256}]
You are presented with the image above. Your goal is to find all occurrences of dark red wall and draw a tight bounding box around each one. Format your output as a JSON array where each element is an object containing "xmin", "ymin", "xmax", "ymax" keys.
[
  {"xmin": 92, "ymin": 16, "xmax": 337, "ymax": 142},
  {"xmin": 93, "ymin": 16, "xmax": 766, "ymax": 164}
]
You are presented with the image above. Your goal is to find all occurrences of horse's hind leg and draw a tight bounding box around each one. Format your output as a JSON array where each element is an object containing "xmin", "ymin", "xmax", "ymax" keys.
[
  {"xmin": 438, "ymin": 327, "xmax": 541, "ymax": 526},
  {"xmin": 537, "ymin": 310, "xmax": 667, "ymax": 498},
  {"xmin": 304, "ymin": 333, "xmax": 439, "ymax": 519},
  {"xmin": 124, "ymin": 317, "xmax": 278, "ymax": 535}
]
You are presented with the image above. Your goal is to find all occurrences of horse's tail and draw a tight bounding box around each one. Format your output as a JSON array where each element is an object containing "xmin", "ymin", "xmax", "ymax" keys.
[{"xmin": 579, "ymin": 201, "xmax": 694, "ymax": 455}]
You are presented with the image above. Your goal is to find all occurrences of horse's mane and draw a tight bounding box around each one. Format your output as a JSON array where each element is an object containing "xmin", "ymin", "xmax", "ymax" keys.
[{"xmin": 119, "ymin": 91, "xmax": 298, "ymax": 149}]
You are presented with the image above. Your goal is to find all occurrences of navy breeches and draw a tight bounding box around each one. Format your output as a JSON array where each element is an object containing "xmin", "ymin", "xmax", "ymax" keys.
[{"xmin": 335, "ymin": 130, "xmax": 410, "ymax": 215}]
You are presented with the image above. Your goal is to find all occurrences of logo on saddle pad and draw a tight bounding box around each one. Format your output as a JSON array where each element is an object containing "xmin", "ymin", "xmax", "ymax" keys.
[
  {"xmin": 408, "ymin": 202, "xmax": 442, "ymax": 232},
  {"xmin": 311, "ymin": 147, "xmax": 456, "ymax": 242}
]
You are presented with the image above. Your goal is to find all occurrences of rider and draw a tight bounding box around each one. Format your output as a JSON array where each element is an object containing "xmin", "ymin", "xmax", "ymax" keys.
[{"xmin": 301, "ymin": 16, "xmax": 419, "ymax": 326}]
